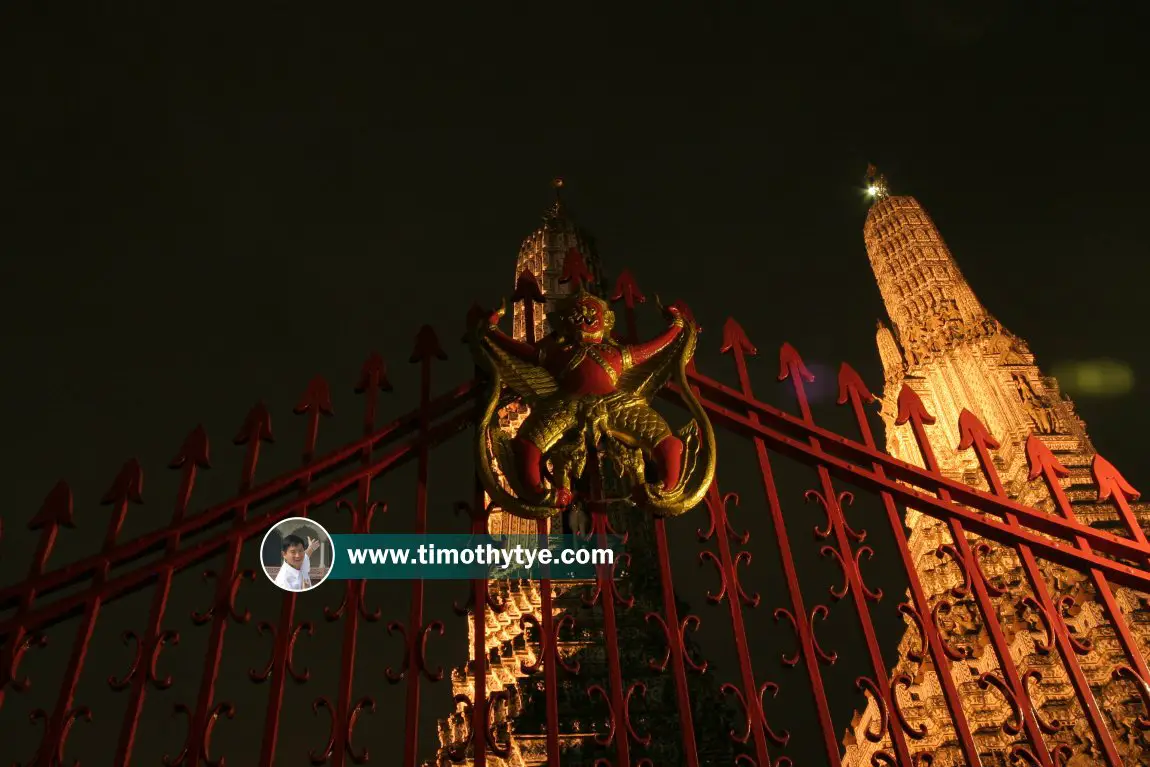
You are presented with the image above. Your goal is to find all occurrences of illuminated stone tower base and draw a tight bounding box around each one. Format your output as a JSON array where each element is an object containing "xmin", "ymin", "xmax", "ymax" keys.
[{"xmin": 842, "ymin": 172, "xmax": 1150, "ymax": 766}]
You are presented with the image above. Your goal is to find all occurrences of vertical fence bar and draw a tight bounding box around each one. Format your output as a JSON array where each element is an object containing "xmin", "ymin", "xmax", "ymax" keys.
[
  {"xmin": 320, "ymin": 357, "xmax": 389, "ymax": 766},
  {"xmin": 535, "ymin": 514, "xmax": 561, "ymax": 767},
  {"xmin": 716, "ymin": 326, "xmax": 839, "ymax": 764},
  {"xmin": 1029, "ymin": 439, "xmax": 1150, "ymax": 744},
  {"xmin": 467, "ymin": 477, "xmax": 489, "ymax": 767},
  {"xmin": 563, "ymin": 254, "xmax": 631, "ymax": 764},
  {"xmin": 514, "ymin": 274, "xmax": 562, "ymax": 766},
  {"xmin": 1089, "ymin": 452, "xmax": 1150, "ymax": 720},
  {"xmin": 650, "ymin": 514, "xmax": 700, "ymax": 764},
  {"xmin": 613, "ymin": 272, "xmax": 700, "ymax": 766},
  {"xmin": 896, "ymin": 385, "xmax": 1054, "ymax": 765},
  {"xmin": 0, "ymin": 481, "xmax": 71, "ymax": 713},
  {"xmin": 34, "ymin": 461, "xmax": 141, "ymax": 763},
  {"xmin": 960, "ymin": 413, "xmax": 1121, "ymax": 764},
  {"xmin": 780, "ymin": 344, "xmax": 915, "ymax": 763},
  {"xmin": 178, "ymin": 403, "xmax": 271, "ymax": 766},
  {"xmin": 402, "ymin": 325, "xmax": 447, "ymax": 767},
  {"xmin": 257, "ymin": 376, "xmax": 331, "ymax": 766},
  {"xmin": 701, "ymin": 483, "xmax": 772, "ymax": 767},
  {"xmin": 321, "ymin": 496, "xmax": 379, "ymax": 766},
  {"xmin": 838, "ymin": 364, "xmax": 982, "ymax": 765},
  {"xmin": 589, "ymin": 458, "xmax": 631, "ymax": 767},
  {"xmin": 467, "ymin": 316, "xmax": 492, "ymax": 767},
  {"xmin": 114, "ymin": 429, "xmax": 207, "ymax": 764}
]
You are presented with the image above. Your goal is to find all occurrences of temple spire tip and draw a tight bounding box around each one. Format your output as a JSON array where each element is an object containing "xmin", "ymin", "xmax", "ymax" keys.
[
  {"xmin": 546, "ymin": 177, "xmax": 567, "ymax": 218},
  {"xmin": 865, "ymin": 164, "xmax": 889, "ymax": 201}
]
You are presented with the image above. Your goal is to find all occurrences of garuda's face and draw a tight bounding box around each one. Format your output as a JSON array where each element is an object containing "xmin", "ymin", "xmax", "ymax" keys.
[{"xmin": 566, "ymin": 298, "xmax": 608, "ymax": 342}]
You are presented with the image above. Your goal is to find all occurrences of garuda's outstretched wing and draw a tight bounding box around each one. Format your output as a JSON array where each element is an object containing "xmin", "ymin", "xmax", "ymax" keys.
[
  {"xmin": 477, "ymin": 334, "xmax": 558, "ymax": 405},
  {"xmin": 615, "ymin": 325, "xmax": 697, "ymax": 402},
  {"xmin": 470, "ymin": 324, "xmax": 566, "ymax": 520}
]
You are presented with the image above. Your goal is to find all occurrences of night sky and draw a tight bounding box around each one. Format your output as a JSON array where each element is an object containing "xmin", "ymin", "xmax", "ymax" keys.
[{"xmin": 3, "ymin": 3, "xmax": 1150, "ymax": 765}]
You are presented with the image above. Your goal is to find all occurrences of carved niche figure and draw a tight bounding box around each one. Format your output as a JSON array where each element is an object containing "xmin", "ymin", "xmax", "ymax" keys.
[
  {"xmin": 942, "ymin": 301, "xmax": 965, "ymax": 341},
  {"xmin": 903, "ymin": 332, "xmax": 925, "ymax": 365},
  {"xmin": 922, "ymin": 311, "xmax": 940, "ymax": 331},
  {"xmin": 1013, "ymin": 373, "xmax": 1056, "ymax": 434},
  {"xmin": 986, "ymin": 328, "xmax": 1026, "ymax": 364}
]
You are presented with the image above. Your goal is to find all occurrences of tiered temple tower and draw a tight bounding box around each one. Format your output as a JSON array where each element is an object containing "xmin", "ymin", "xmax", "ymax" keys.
[
  {"xmin": 842, "ymin": 168, "xmax": 1150, "ymax": 765},
  {"xmin": 436, "ymin": 182, "xmax": 739, "ymax": 767},
  {"xmin": 494, "ymin": 178, "xmax": 607, "ymax": 540}
]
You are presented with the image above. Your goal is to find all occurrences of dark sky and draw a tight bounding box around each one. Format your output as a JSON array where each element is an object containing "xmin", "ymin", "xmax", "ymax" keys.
[{"xmin": 3, "ymin": 3, "xmax": 1150, "ymax": 765}]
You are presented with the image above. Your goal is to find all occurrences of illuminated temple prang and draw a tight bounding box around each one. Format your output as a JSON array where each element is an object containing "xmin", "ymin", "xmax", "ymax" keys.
[
  {"xmin": 437, "ymin": 183, "xmax": 741, "ymax": 767},
  {"xmin": 842, "ymin": 168, "xmax": 1150, "ymax": 765}
]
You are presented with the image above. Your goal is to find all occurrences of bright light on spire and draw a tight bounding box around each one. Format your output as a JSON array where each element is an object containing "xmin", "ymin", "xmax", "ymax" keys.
[{"xmin": 865, "ymin": 164, "xmax": 888, "ymax": 201}]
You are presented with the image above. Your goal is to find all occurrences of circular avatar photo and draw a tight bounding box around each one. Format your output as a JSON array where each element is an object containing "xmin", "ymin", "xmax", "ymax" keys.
[{"xmin": 261, "ymin": 517, "xmax": 334, "ymax": 592}]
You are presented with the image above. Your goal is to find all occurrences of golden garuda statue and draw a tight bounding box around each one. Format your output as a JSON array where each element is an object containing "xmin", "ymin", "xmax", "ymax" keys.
[{"xmin": 469, "ymin": 285, "xmax": 716, "ymax": 520}]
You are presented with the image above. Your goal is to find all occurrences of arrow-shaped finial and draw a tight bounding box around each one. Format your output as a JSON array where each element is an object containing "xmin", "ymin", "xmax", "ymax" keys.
[
  {"xmin": 777, "ymin": 342, "xmax": 814, "ymax": 383},
  {"xmin": 957, "ymin": 409, "xmax": 1000, "ymax": 451},
  {"xmin": 1093, "ymin": 454, "xmax": 1141, "ymax": 502},
  {"xmin": 1025, "ymin": 435, "xmax": 1069, "ymax": 482},
  {"xmin": 513, "ymin": 269, "xmax": 546, "ymax": 304},
  {"xmin": 836, "ymin": 363, "xmax": 875, "ymax": 406},
  {"xmin": 720, "ymin": 317, "xmax": 757, "ymax": 358},
  {"xmin": 29, "ymin": 480, "xmax": 75, "ymax": 531},
  {"xmin": 355, "ymin": 352, "xmax": 393, "ymax": 393},
  {"xmin": 234, "ymin": 402, "xmax": 274, "ymax": 445},
  {"xmin": 611, "ymin": 270, "xmax": 646, "ymax": 309},
  {"xmin": 410, "ymin": 325, "xmax": 448, "ymax": 363},
  {"xmin": 294, "ymin": 376, "xmax": 335, "ymax": 416},
  {"xmin": 169, "ymin": 425, "xmax": 211, "ymax": 470},
  {"xmin": 560, "ymin": 248, "xmax": 594, "ymax": 290},
  {"xmin": 101, "ymin": 459, "xmax": 145, "ymax": 506},
  {"xmin": 895, "ymin": 385, "xmax": 936, "ymax": 426}
]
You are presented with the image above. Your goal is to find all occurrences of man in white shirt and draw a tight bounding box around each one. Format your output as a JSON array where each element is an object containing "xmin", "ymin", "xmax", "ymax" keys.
[{"xmin": 273, "ymin": 533, "xmax": 322, "ymax": 591}]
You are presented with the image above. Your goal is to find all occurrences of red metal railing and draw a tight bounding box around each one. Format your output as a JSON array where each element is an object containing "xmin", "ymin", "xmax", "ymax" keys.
[{"xmin": 2, "ymin": 264, "xmax": 1149, "ymax": 766}]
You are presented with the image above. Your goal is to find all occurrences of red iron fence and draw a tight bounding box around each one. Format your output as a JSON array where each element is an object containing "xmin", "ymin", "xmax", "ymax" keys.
[{"xmin": 2, "ymin": 265, "xmax": 1149, "ymax": 766}]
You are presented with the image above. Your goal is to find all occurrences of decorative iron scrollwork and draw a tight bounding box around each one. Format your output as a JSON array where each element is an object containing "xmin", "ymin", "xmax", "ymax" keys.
[
  {"xmin": 588, "ymin": 685, "xmax": 617, "ymax": 747},
  {"xmin": 810, "ymin": 605, "xmax": 838, "ymax": 664},
  {"xmin": 249, "ymin": 620, "xmax": 313, "ymax": 683},
  {"xmin": 384, "ymin": 620, "xmax": 444, "ymax": 683},
  {"xmin": 890, "ymin": 673, "xmax": 928, "ymax": 739},
  {"xmin": 930, "ymin": 600, "xmax": 975, "ymax": 661},
  {"xmin": 4, "ymin": 631, "xmax": 48, "ymax": 693},
  {"xmin": 855, "ymin": 676, "xmax": 888, "ymax": 743},
  {"xmin": 976, "ymin": 672, "xmax": 1022, "ymax": 736},
  {"xmin": 109, "ymin": 628, "xmax": 181, "ymax": 691},
  {"xmin": 519, "ymin": 611, "xmax": 581, "ymax": 675},
  {"xmin": 933, "ymin": 544, "xmax": 971, "ymax": 599},
  {"xmin": 1114, "ymin": 665, "xmax": 1150, "ymax": 729},
  {"xmin": 898, "ymin": 602, "xmax": 927, "ymax": 664},
  {"xmin": 645, "ymin": 612, "xmax": 708, "ymax": 674},
  {"xmin": 806, "ymin": 489, "xmax": 866, "ymax": 542},
  {"xmin": 163, "ymin": 701, "xmax": 235, "ymax": 767},
  {"xmin": 1019, "ymin": 596, "xmax": 1055, "ymax": 655},
  {"xmin": 972, "ymin": 541, "xmax": 1007, "ymax": 597},
  {"xmin": 19, "ymin": 705, "xmax": 92, "ymax": 767},
  {"xmin": 1022, "ymin": 669, "xmax": 1062, "ymax": 733},
  {"xmin": 773, "ymin": 608, "xmax": 801, "ymax": 667}
]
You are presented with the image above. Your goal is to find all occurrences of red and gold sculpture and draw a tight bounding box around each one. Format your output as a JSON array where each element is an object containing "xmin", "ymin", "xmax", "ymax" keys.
[{"xmin": 470, "ymin": 286, "xmax": 716, "ymax": 519}]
